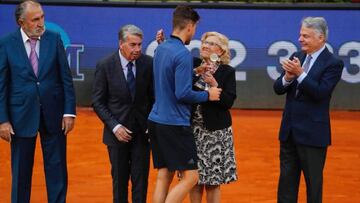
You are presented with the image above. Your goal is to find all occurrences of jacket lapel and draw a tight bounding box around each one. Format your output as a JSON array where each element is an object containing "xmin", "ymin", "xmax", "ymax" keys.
[
  {"xmin": 291, "ymin": 52, "xmax": 306, "ymax": 97},
  {"xmin": 306, "ymin": 47, "xmax": 329, "ymax": 77},
  {"xmin": 113, "ymin": 52, "xmax": 127, "ymax": 82},
  {"xmin": 134, "ymin": 56, "xmax": 145, "ymax": 101},
  {"xmin": 38, "ymin": 31, "xmax": 50, "ymax": 78},
  {"xmin": 13, "ymin": 30, "xmax": 37, "ymax": 79},
  {"xmin": 213, "ymin": 64, "xmax": 226, "ymax": 80},
  {"xmin": 113, "ymin": 52, "xmax": 133, "ymax": 101},
  {"xmin": 295, "ymin": 48, "xmax": 329, "ymax": 98}
]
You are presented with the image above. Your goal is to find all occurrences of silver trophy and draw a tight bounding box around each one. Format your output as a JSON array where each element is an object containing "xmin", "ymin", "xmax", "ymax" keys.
[{"xmin": 194, "ymin": 53, "xmax": 219, "ymax": 90}]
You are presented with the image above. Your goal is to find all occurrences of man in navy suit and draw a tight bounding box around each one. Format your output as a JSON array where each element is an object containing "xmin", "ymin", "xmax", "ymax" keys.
[
  {"xmin": 92, "ymin": 24, "xmax": 153, "ymax": 203},
  {"xmin": 274, "ymin": 17, "xmax": 344, "ymax": 203},
  {"xmin": 0, "ymin": 1, "xmax": 76, "ymax": 202}
]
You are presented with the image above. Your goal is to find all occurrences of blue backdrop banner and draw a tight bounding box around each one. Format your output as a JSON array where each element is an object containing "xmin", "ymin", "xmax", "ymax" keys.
[{"xmin": 1, "ymin": 4, "xmax": 359, "ymax": 108}]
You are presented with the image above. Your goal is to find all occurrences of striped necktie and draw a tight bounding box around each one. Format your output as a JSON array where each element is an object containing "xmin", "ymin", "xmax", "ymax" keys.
[{"xmin": 303, "ymin": 55, "xmax": 312, "ymax": 73}]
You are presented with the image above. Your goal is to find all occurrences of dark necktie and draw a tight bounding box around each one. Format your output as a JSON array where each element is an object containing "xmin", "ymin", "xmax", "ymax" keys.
[
  {"xmin": 303, "ymin": 55, "xmax": 312, "ymax": 73},
  {"xmin": 127, "ymin": 62, "xmax": 136, "ymax": 100},
  {"xmin": 29, "ymin": 39, "xmax": 38, "ymax": 76}
]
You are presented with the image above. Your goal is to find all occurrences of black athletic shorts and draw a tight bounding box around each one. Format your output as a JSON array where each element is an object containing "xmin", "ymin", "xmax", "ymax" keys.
[{"xmin": 148, "ymin": 120, "xmax": 198, "ymax": 171}]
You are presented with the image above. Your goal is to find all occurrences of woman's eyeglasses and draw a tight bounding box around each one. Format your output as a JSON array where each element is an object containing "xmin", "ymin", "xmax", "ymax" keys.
[{"xmin": 202, "ymin": 40, "xmax": 220, "ymax": 48}]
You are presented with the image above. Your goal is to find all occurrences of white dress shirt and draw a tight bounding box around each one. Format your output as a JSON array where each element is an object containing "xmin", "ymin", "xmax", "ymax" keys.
[{"xmin": 112, "ymin": 50, "xmax": 137, "ymax": 134}]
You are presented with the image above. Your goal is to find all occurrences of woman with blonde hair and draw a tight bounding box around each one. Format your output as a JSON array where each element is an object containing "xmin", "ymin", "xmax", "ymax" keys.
[
  {"xmin": 190, "ymin": 31, "xmax": 237, "ymax": 203},
  {"xmin": 155, "ymin": 30, "xmax": 237, "ymax": 203}
]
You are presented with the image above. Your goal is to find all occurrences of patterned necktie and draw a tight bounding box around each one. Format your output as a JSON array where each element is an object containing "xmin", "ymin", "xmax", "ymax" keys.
[
  {"xmin": 303, "ymin": 55, "xmax": 312, "ymax": 73},
  {"xmin": 126, "ymin": 62, "xmax": 136, "ymax": 100},
  {"xmin": 29, "ymin": 38, "xmax": 39, "ymax": 76}
]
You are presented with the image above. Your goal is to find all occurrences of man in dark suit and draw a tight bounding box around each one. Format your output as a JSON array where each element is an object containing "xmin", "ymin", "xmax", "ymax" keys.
[
  {"xmin": 274, "ymin": 17, "xmax": 344, "ymax": 203},
  {"xmin": 0, "ymin": 1, "xmax": 76, "ymax": 203},
  {"xmin": 92, "ymin": 24, "xmax": 153, "ymax": 203}
]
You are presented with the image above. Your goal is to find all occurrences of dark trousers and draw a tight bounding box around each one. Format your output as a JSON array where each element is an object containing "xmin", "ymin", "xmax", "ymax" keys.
[
  {"xmin": 277, "ymin": 137, "xmax": 327, "ymax": 203},
  {"xmin": 11, "ymin": 120, "xmax": 67, "ymax": 203},
  {"xmin": 107, "ymin": 132, "xmax": 150, "ymax": 203}
]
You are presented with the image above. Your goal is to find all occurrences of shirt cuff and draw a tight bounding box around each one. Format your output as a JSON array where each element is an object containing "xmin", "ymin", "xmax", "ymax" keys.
[
  {"xmin": 282, "ymin": 76, "xmax": 293, "ymax": 87},
  {"xmin": 113, "ymin": 124, "xmax": 122, "ymax": 134},
  {"xmin": 63, "ymin": 114, "xmax": 76, "ymax": 118},
  {"xmin": 297, "ymin": 72, "xmax": 307, "ymax": 84}
]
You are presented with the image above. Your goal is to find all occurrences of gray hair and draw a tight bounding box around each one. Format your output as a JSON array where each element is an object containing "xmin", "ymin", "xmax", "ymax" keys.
[
  {"xmin": 118, "ymin": 24, "xmax": 143, "ymax": 41},
  {"xmin": 302, "ymin": 17, "xmax": 328, "ymax": 40},
  {"xmin": 15, "ymin": 0, "xmax": 41, "ymax": 26}
]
